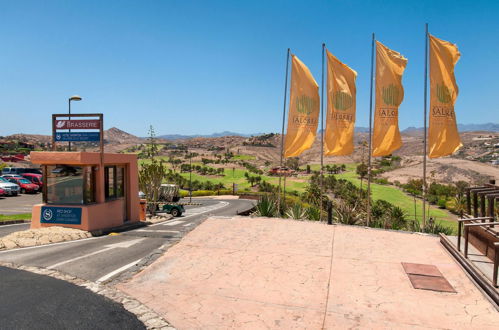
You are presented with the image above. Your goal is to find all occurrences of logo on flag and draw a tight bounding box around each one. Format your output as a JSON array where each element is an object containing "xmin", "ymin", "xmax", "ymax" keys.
[
  {"xmin": 382, "ymin": 84, "xmax": 401, "ymax": 106},
  {"xmin": 333, "ymin": 91, "xmax": 353, "ymax": 111},
  {"xmin": 295, "ymin": 96, "xmax": 317, "ymax": 115},
  {"xmin": 436, "ymin": 83, "xmax": 453, "ymax": 104}
]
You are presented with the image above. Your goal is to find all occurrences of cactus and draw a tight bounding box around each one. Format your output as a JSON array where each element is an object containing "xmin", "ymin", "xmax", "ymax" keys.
[
  {"xmin": 436, "ymin": 84, "xmax": 453, "ymax": 104},
  {"xmin": 382, "ymin": 84, "xmax": 401, "ymax": 106},
  {"xmin": 333, "ymin": 91, "xmax": 353, "ymax": 110}
]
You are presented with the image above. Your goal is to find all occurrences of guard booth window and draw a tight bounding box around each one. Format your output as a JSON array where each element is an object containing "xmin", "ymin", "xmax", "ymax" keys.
[
  {"xmin": 105, "ymin": 166, "xmax": 124, "ymax": 200},
  {"xmin": 45, "ymin": 165, "xmax": 96, "ymax": 204}
]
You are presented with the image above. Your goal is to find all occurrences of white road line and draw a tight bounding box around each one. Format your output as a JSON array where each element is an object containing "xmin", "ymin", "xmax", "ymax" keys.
[
  {"xmin": 0, "ymin": 236, "xmax": 102, "ymax": 254},
  {"xmin": 164, "ymin": 220, "xmax": 185, "ymax": 226},
  {"xmin": 136, "ymin": 230, "xmax": 180, "ymax": 233},
  {"xmin": 0, "ymin": 222, "xmax": 29, "ymax": 228},
  {"xmin": 96, "ymin": 258, "xmax": 142, "ymax": 283},
  {"xmin": 183, "ymin": 223, "xmax": 193, "ymax": 227},
  {"xmin": 47, "ymin": 247, "xmax": 114, "ymax": 269}
]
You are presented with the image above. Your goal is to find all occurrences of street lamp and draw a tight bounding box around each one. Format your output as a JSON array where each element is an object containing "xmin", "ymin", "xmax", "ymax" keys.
[
  {"xmin": 189, "ymin": 152, "xmax": 193, "ymax": 203},
  {"xmin": 68, "ymin": 95, "xmax": 82, "ymax": 151}
]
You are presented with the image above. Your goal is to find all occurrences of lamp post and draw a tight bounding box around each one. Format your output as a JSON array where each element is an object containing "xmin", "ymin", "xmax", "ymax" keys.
[
  {"xmin": 189, "ymin": 152, "xmax": 192, "ymax": 203},
  {"xmin": 68, "ymin": 95, "xmax": 82, "ymax": 151}
]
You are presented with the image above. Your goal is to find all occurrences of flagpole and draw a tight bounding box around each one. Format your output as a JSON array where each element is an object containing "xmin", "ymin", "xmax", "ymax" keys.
[
  {"xmin": 367, "ymin": 33, "xmax": 375, "ymax": 227},
  {"xmin": 320, "ymin": 43, "xmax": 325, "ymax": 221},
  {"xmin": 278, "ymin": 48, "xmax": 290, "ymax": 215},
  {"xmin": 422, "ymin": 24, "xmax": 429, "ymax": 228}
]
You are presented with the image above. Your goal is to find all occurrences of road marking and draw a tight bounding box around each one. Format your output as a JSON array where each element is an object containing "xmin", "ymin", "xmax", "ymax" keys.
[
  {"xmin": 183, "ymin": 223, "xmax": 193, "ymax": 227},
  {"xmin": 46, "ymin": 238, "xmax": 145, "ymax": 269},
  {"xmin": 47, "ymin": 247, "xmax": 114, "ymax": 269},
  {"xmin": 0, "ymin": 236, "xmax": 102, "ymax": 254},
  {"xmin": 164, "ymin": 220, "xmax": 185, "ymax": 226},
  {"xmin": 96, "ymin": 258, "xmax": 143, "ymax": 283},
  {"xmin": 0, "ymin": 222, "xmax": 29, "ymax": 228},
  {"xmin": 149, "ymin": 201, "xmax": 229, "ymax": 227},
  {"xmin": 136, "ymin": 229, "xmax": 180, "ymax": 233},
  {"xmin": 103, "ymin": 237, "xmax": 145, "ymax": 248}
]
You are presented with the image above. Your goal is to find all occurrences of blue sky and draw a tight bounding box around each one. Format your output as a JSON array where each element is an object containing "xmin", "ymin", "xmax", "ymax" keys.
[{"xmin": 1, "ymin": 0, "xmax": 498, "ymax": 136}]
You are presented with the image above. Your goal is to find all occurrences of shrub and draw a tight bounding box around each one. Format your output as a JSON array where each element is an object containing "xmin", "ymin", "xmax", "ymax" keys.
[
  {"xmin": 306, "ymin": 206, "xmax": 321, "ymax": 221},
  {"xmin": 255, "ymin": 195, "xmax": 278, "ymax": 217},
  {"xmin": 285, "ymin": 203, "xmax": 306, "ymax": 220},
  {"xmin": 437, "ymin": 198, "xmax": 447, "ymax": 209}
]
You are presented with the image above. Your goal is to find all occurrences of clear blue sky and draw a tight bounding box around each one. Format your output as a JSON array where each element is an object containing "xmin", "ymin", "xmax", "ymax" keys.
[{"xmin": 1, "ymin": 0, "xmax": 498, "ymax": 136}]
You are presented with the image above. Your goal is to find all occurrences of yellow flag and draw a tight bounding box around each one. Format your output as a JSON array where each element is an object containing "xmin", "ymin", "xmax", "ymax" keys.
[
  {"xmin": 284, "ymin": 55, "xmax": 320, "ymax": 158},
  {"xmin": 429, "ymin": 35, "xmax": 462, "ymax": 158},
  {"xmin": 325, "ymin": 50, "xmax": 357, "ymax": 156},
  {"xmin": 373, "ymin": 41, "xmax": 407, "ymax": 157}
]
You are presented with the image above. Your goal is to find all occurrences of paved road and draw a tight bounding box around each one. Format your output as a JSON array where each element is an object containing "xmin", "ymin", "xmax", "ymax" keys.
[
  {"xmin": 0, "ymin": 266, "xmax": 144, "ymax": 330},
  {"xmin": 0, "ymin": 223, "xmax": 31, "ymax": 238},
  {"xmin": 0, "ymin": 198, "xmax": 255, "ymax": 284},
  {"xmin": 0, "ymin": 193, "xmax": 41, "ymax": 215}
]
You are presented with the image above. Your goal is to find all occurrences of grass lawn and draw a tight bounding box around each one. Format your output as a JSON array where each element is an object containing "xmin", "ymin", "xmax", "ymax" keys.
[
  {"xmin": 138, "ymin": 156, "xmax": 457, "ymax": 232},
  {"xmin": 232, "ymin": 154, "xmax": 256, "ymax": 161},
  {"xmin": 0, "ymin": 213, "xmax": 31, "ymax": 222},
  {"xmin": 335, "ymin": 169, "xmax": 457, "ymax": 232}
]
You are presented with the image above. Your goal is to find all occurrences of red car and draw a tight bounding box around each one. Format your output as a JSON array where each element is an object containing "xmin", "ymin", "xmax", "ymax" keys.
[
  {"xmin": 6, "ymin": 177, "xmax": 39, "ymax": 194},
  {"xmin": 22, "ymin": 173, "xmax": 43, "ymax": 189},
  {"xmin": 0, "ymin": 188, "xmax": 5, "ymax": 197}
]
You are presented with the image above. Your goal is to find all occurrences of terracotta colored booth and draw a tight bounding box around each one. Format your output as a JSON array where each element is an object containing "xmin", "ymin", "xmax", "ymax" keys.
[{"xmin": 30, "ymin": 151, "xmax": 140, "ymax": 231}]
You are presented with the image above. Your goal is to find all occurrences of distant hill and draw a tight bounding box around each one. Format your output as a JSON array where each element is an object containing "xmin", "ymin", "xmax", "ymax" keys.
[
  {"xmin": 403, "ymin": 123, "xmax": 499, "ymax": 133},
  {"xmin": 104, "ymin": 127, "xmax": 143, "ymax": 144},
  {"xmin": 157, "ymin": 131, "xmax": 264, "ymax": 140}
]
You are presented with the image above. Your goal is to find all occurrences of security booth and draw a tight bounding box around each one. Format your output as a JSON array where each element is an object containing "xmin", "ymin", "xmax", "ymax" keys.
[
  {"xmin": 29, "ymin": 113, "xmax": 140, "ymax": 231},
  {"xmin": 30, "ymin": 152, "xmax": 140, "ymax": 231}
]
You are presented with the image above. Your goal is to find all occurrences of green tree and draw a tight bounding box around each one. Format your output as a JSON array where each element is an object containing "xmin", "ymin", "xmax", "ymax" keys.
[
  {"xmin": 356, "ymin": 163, "xmax": 368, "ymax": 191},
  {"xmin": 139, "ymin": 159, "xmax": 167, "ymax": 216}
]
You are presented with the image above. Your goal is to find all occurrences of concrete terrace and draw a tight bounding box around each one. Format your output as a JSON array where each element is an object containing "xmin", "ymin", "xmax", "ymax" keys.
[{"xmin": 118, "ymin": 217, "xmax": 499, "ymax": 329}]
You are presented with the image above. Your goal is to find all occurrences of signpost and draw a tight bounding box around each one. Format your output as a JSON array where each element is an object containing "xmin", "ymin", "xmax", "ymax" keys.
[
  {"xmin": 41, "ymin": 206, "xmax": 82, "ymax": 225},
  {"xmin": 55, "ymin": 132, "xmax": 101, "ymax": 142},
  {"xmin": 52, "ymin": 113, "xmax": 104, "ymax": 154}
]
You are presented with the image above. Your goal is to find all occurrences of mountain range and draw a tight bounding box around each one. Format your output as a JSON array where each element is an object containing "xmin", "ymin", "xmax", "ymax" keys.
[{"xmin": 155, "ymin": 123, "xmax": 498, "ymax": 140}]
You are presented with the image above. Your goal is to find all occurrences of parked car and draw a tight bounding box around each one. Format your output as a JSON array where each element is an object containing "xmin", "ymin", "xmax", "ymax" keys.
[
  {"xmin": 1, "ymin": 167, "xmax": 42, "ymax": 175},
  {"xmin": 1, "ymin": 174, "xmax": 24, "ymax": 179},
  {"xmin": 0, "ymin": 188, "xmax": 6, "ymax": 197},
  {"xmin": 0, "ymin": 177, "xmax": 20, "ymax": 196},
  {"xmin": 21, "ymin": 173, "xmax": 43, "ymax": 189},
  {"xmin": 6, "ymin": 177, "xmax": 39, "ymax": 194}
]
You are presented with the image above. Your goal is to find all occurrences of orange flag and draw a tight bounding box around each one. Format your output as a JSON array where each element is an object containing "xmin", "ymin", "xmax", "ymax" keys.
[
  {"xmin": 373, "ymin": 41, "xmax": 407, "ymax": 157},
  {"xmin": 429, "ymin": 35, "xmax": 462, "ymax": 158},
  {"xmin": 324, "ymin": 50, "xmax": 357, "ymax": 156},
  {"xmin": 284, "ymin": 55, "xmax": 320, "ymax": 158}
]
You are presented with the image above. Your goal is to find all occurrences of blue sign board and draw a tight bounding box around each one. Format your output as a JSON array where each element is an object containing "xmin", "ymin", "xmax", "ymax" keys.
[
  {"xmin": 55, "ymin": 132, "xmax": 100, "ymax": 142},
  {"xmin": 41, "ymin": 206, "xmax": 82, "ymax": 225}
]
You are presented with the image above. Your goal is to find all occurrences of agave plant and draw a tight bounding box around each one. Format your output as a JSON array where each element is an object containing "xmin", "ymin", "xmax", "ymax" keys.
[
  {"xmin": 306, "ymin": 206, "xmax": 321, "ymax": 221},
  {"xmin": 285, "ymin": 203, "xmax": 306, "ymax": 220},
  {"xmin": 388, "ymin": 206, "xmax": 407, "ymax": 230},
  {"xmin": 255, "ymin": 194, "xmax": 277, "ymax": 217},
  {"xmin": 407, "ymin": 220, "xmax": 454, "ymax": 235},
  {"xmin": 334, "ymin": 202, "xmax": 362, "ymax": 225}
]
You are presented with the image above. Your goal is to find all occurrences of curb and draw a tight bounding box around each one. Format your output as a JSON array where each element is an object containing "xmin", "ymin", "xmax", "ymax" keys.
[
  {"xmin": 0, "ymin": 262, "xmax": 175, "ymax": 330},
  {"xmin": 0, "ymin": 220, "xmax": 30, "ymax": 226}
]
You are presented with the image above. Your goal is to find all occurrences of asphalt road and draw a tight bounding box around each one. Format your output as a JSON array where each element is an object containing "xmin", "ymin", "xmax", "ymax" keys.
[
  {"xmin": 0, "ymin": 193, "xmax": 41, "ymax": 215},
  {"xmin": 0, "ymin": 198, "xmax": 255, "ymax": 284},
  {"xmin": 0, "ymin": 266, "xmax": 144, "ymax": 330}
]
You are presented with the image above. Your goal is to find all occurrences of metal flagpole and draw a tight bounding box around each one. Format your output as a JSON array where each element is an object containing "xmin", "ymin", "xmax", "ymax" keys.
[
  {"xmin": 320, "ymin": 43, "xmax": 325, "ymax": 221},
  {"xmin": 367, "ymin": 33, "xmax": 375, "ymax": 226},
  {"xmin": 278, "ymin": 48, "xmax": 290, "ymax": 215},
  {"xmin": 422, "ymin": 23, "xmax": 429, "ymax": 229}
]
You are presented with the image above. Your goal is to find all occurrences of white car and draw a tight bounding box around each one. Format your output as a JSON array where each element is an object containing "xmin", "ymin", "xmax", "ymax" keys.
[{"xmin": 0, "ymin": 177, "xmax": 20, "ymax": 196}]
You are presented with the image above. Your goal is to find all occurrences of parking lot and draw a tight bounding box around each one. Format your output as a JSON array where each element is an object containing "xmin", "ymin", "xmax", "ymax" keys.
[{"xmin": 0, "ymin": 193, "xmax": 41, "ymax": 215}]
